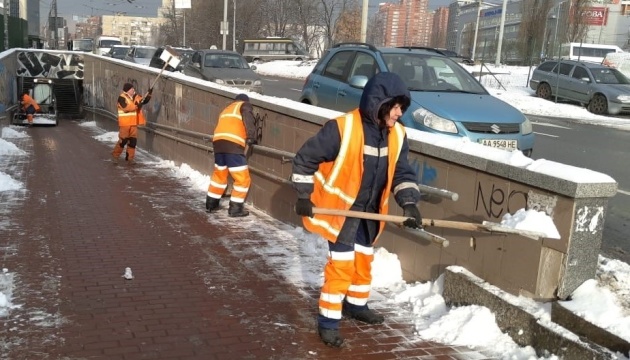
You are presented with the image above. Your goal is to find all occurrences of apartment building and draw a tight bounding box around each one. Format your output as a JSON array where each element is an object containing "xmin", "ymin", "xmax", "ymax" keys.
[{"xmin": 375, "ymin": 0, "xmax": 433, "ymax": 47}]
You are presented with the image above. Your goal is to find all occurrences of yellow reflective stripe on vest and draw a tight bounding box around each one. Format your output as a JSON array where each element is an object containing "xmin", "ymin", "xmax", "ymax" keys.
[
  {"xmin": 313, "ymin": 113, "xmax": 357, "ymax": 206},
  {"xmin": 213, "ymin": 101, "xmax": 246, "ymax": 146}
]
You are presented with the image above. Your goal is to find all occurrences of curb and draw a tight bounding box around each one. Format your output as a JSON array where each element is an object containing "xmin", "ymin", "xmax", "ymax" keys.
[{"xmin": 442, "ymin": 267, "xmax": 616, "ymax": 359}]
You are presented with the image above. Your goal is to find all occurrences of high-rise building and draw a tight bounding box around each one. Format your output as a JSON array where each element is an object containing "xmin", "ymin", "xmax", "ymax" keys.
[
  {"xmin": 430, "ymin": 7, "xmax": 449, "ymax": 48},
  {"xmin": 375, "ymin": 0, "xmax": 433, "ymax": 47}
]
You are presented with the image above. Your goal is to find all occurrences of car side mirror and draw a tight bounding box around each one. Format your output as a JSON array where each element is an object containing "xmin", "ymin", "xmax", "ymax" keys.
[
  {"xmin": 348, "ymin": 75, "xmax": 369, "ymax": 89},
  {"xmin": 250, "ymin": 65, "xmax": 257, "ymax": 71},
  {"xmin": 581, "ymin": 77, "xmax": 590, "ymax": 82}
]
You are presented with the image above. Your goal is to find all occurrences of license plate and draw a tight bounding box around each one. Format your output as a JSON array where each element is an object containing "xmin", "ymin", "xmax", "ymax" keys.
[{"xmin": 480, "ymin": 139, "xmax": 518, "ymax": 150}]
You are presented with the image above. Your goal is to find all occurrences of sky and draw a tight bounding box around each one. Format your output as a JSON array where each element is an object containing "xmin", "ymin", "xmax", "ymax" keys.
[{"xmin": 2, "ymin": 61, "xmax": 630, "ymax": 359}]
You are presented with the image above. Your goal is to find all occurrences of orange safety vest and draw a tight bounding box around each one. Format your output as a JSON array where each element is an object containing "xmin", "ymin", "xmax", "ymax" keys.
[
  {"xmin": 133, "ymin": 94, "xmax": 147, "ymax": 125},
  {"xmin": 304, "ymin": 109, "xmax": 405, "ymax": 244},
  {"xmin": 212, "ymin": 101, "xmax": 247, "ymax": 147},
  {"xmin": 21, "ymin": 94, "xmax": 40, "ymax": 112},
  {"xmin": 117, "ymin": 92, "xmax": 146, "ymax": 126}
]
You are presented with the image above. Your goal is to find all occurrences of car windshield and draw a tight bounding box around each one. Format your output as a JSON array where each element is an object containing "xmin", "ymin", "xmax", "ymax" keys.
[
  {"xmin": 112, "ymin": 47, "xmax": 129, "ymax": 55},
  {"xmin": 101, "ymin": 40, "xmax": 121, "ymax": 47},
  {"xmin": 204, "ymin": 54, "xmax": 249, "ymax": 69},
  {"xmin": 591, "ymin": 67, "xmax": 630, "ymax": 84},
  {"xmin": 135, "ymin": 48, "xmax": 157, "ymax": 58},
  {"xmin": 73, "ymin": 40, "xmax": 93, "ymax": 51},
  {"xmin": 382, "ymin": 53, "xmax": 487, "ymax": 93}
]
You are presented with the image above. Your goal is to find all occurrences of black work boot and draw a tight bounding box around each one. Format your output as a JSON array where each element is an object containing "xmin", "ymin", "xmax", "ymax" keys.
[
  {"xmin": 318, "ymin": 327, "xmax": 344, "ymax": 348},
  {"xmin": 343, "ymin": 305, "xmax": 384, "ymax": 324},
  {"xmin": 206, "ymin": 196, "xmax": 220, "ymax": 213},
  {"xmin": 228, "ymin": 201, "xmax": 249, "ymax": 217}
]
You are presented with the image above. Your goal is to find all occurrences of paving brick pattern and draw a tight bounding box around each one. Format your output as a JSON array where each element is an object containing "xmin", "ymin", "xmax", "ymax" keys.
[{"xmin": 0, "ymin": 121, "xmax": 497, "ymax": 359}]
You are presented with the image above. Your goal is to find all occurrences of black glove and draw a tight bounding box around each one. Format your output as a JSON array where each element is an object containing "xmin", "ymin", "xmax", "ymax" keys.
[
  {"xmin": 295, "ymin": 198, "xmax": 314, "ymax": 217},
  {"xmin": 402, "ymin": 204, "xmax": 422, "ymax": 229},
  {"xmin": 246, "ymin": 138, "xmax": 257, "ymax": 145}
]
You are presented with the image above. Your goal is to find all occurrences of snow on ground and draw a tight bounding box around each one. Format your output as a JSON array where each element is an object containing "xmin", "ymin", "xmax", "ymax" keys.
[{"xmin": 0, "ymin": 122, "xmax": 630, "ymax": 360}]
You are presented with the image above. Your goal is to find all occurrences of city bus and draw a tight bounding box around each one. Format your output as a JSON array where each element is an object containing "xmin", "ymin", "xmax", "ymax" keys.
[
  {"xmin": 559, "ymin": 42, "xmax": 624, "ymax": 63},
  {"xmin": 242, "ymin": 37, "xmax": 310, "ymax": 62}
]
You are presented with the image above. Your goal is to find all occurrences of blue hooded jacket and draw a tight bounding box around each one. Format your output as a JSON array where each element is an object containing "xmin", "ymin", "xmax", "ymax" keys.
[{"xmin": 292, "ymin": 72, "xmax": 420, "ymax": 245}]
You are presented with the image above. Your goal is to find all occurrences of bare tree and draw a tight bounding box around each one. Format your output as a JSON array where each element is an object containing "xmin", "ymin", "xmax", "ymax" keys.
[
  {"xmin": 318, "ymin": 0, "xmax": 358, "ymax": 48},
  {"xmin": 334, "ymin": 2, "xmax": 361, "ymax": 43},
  {"xmin": 517, "ymin": 0, "xmax": 552, "ymax": 64},
  {"xmin": 565, "ymin": 0, "xmax": 591, "ymax": 44}
]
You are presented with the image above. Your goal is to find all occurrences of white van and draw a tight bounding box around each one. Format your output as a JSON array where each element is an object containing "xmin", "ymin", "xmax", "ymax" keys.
[
  {"xmin": 94, "ymin": 35, "xmax": 122, "ymax": 56},
  {"xmin": 602, "ymin": 52, "xmax": 630, "ymax": 79}
]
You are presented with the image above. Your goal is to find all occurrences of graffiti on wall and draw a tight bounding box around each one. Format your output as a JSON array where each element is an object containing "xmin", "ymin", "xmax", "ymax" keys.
[
  {"xmin": 475, "ymin": 183, "xmax": 557, "ymax": 221},
  {"xmin": 17, "ymin": 52, "xmax": 84, "ymax": 79}
]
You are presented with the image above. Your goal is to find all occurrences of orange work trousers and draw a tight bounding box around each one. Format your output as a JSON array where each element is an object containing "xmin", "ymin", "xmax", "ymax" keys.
[
  {"xmin": 112, "ymin": 126, "xmax": 138, "ymax": 161},
  {"xmin": 207, "ymin": 153, "xmax": 251, "ymax": 203},
  {"xmin": 318, "ymin": 220, "xmax": 374, "ymax": 329}
]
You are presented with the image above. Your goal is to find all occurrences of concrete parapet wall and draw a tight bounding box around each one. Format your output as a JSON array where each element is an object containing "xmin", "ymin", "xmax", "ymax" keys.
[{"xmin": 71, "ymin": 53, "xmax": 618, "ymax": 300}]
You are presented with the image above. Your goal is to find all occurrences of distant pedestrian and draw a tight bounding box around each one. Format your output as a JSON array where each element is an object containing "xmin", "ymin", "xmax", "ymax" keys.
[
  {"xmin": 20, "ymin": 90, "xmax": 40, "ymax": 126},
  {"xmin": 205, "ymin": 93, "xmax": 257, "ymax": 217},
  {"xmin": 112, "ymin": 83, "xmax": 152, "ymax": 164}
]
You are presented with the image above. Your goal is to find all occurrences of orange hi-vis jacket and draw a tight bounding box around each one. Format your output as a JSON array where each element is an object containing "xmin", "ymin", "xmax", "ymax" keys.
[
  {"xmin": 303, "ymin": 109, "xmax": 405, "ymax": 244},
  {"xmin": 212, "ymin": 101, "xmax": 247, "ymax": 147},
  {"xmin": 117, "ymin": 92, "xmax": 146, "ymax": 126},
  {"xmin": 21, "ymin": 94, "xmax": 40, "ymax": 112}
]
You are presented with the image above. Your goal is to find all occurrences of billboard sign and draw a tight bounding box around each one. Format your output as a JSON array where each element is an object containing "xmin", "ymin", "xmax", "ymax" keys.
[{"xmin": 582, "ymin": 7, "xmax": 608, "ymax": 26}]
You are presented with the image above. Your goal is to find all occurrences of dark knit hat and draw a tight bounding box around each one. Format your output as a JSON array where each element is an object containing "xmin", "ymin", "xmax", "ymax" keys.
[
  {"xmin": 235, "ymin": 93, "xmax": 249, "ymax": 102},
  {"xmin": 123, "ymin": 83, "xmax": 134, "ymax": 92}
]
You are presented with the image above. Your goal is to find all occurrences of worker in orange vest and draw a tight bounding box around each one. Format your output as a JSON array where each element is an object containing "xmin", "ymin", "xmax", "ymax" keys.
[
  {"xmin": 291, "ymin": 72, "xmax": 422, "ymax": 348},
  {"xmin": 205, "ymin": 93, "xmax": 257, "ymax": 217},
  {"xmin": 20, "ymin": 90, "xmax": 41, "ymax": 126},
  {"xmin": 112, "ymin": 83, "xmax": 152, "ymax": 164}
]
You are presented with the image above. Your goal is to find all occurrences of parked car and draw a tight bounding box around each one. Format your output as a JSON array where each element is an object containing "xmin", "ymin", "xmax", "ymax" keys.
[
  {"xmin": 398, "ymin": 46, "xmax": 475, "ymax": 65},
  {"xmin": 530, "ymin": 59, "xmax": 630, "ymax": 115},
  {"xmin": 123, "ymin": 45, "xmax": 158, "ymax": 66},
  {"xmin": 149, "ymin": 46, "xmax": 194, "ymax": 72},
  {"xmin": 299, "ymin": 43, "xmax": 534, "ymax": 156},
  {"xmin": 182, "ymin": 49, "xmax": 263, "ymax": 94},
  {"xmin": 104, "ymin": 45, "xmax": 131, "ymax": 60}
]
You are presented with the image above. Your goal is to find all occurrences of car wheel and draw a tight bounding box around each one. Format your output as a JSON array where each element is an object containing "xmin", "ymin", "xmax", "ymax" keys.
[
  {"xmin": 536, "ymin": 83, "xmax": 552, "ymax": 100},
  {"xmin": 588, "ymin": 94, "xmax": 608, "ymax": 115}
]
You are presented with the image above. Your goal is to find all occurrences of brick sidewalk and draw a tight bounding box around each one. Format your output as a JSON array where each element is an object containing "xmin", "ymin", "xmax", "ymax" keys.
[{"xmin": 0, "ymin": 121, "xmax": 496, "ymax": 359}]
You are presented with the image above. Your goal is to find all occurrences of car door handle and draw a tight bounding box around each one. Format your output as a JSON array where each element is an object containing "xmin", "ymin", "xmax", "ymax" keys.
[{"xmin": 337, "ymin": 90, "xmax": 346, "ymax": 97}]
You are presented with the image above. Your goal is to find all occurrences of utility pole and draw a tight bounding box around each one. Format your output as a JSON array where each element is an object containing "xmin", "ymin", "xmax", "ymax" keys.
[
  {"xmin": 360, "ymin": 0, "xmax": 368, "ymax": 42},
  {"xmin": 471, "ymin": 0, "xmax": 482, "ymax": 61},
  {"xmin": 232, "ymin": 0, "xmax": 236, "ymax": 51},
  {"xmin": 222, "ymin": 0, "xmax": 228, "ymax": 50},
  {"xmin": 3, "ymin": 0, "xmax": 8, "ymax": 50},
  {"xmin": 495, "ymin": 0, "xmax": 508, "ymax": 65},
  {"xmin": 52, "ymin": 0, "xmax": 58, "ymax": 49}
]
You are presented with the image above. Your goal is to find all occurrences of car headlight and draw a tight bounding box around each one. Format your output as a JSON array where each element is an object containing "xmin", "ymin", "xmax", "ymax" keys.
[
  {"xmin": 521, "ymin": 117, "xmax": 533, "ymax": 134},
  {"xmin": 412, "ymin": 107, "xmax": 458, "ymax": 133},
  {"xmin": 617, "ymin": 95, "xmax": 630, "ymax": 102},
  {"xmin": 254, "ymin": 80, "xmax": 262, "ymax": 86},
  {"xmin": 215, "ymin": 79, "xmax": 225, "ymax": 84}
]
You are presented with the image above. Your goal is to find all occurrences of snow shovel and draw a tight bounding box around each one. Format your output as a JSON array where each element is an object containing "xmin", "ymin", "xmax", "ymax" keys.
[
  {"xmin": 312, "ymin": 208, "xmax": 548, "ymax": 241},
  {"xmin": 311, "ymin": 208, "xmax": 450, "ymax": 248},
  {"xmin": 148, "ymin": 46, "xmax": 182, "ymax": 92}
]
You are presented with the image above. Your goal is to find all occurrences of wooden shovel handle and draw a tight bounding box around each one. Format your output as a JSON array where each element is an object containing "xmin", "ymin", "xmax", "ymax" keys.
[
  {"xmin": 311, "ymin": 208, "xmax": 449, "ymax": 247},
  {"xmin": 311, "ymin": 208, "xmax": 545, "ymax": 240}
]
